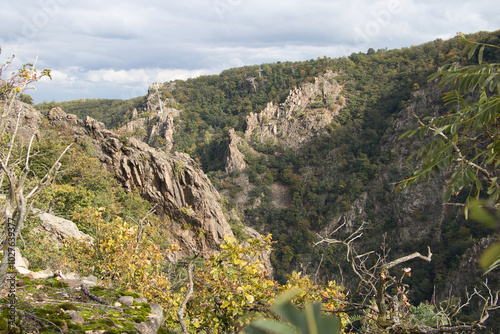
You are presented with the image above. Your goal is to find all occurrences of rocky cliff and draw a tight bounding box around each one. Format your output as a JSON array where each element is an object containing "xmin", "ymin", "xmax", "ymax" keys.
[
  {"xmin": 243, "ymin": 70, "xmax": 344, "ymax": 150},
  {"xmin": 118, "ymin": 83, "xmax": 181, "ymax": 151},
  {"xmin": 7, "ymin": 104, "xmax": 236, "ymax": 261},
  {"xmin": 120, "ymin": 111, "xmax": 177, "ymax": 151},
  {"xmin": 319, "ymin": 83, "xmax": 448, "ymax": 245},
  {"xmin": 225, "ymin": 129, "xmax": 247, "ymax": 174}
]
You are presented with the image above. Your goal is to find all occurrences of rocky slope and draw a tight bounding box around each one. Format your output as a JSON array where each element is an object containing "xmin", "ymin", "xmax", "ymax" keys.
[
  {"xmin": 118, "ymin": 83, "xmax": 181, "ymax": 151},
  {"xmin": 2, "ymin": 102, "xmax": 237, "ymax": 263},
  {"xmin": 47, "ymin": 107, "xmax": 235, "ymax": 260},
  {"xmin": 243, "ymin": 70, "xmax": 344, "ymax": 150},
  {"xmin": 223, "ymin": 71, "xmax": 346, "ymax": 209}
]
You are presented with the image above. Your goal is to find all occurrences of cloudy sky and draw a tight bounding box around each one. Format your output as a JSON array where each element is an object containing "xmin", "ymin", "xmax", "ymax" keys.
[{"xmin": 0, "ymin": 0, "xmax": 498, "ymax": 103}]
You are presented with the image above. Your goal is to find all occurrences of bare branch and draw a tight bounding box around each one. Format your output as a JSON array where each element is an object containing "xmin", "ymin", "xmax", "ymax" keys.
[
  {"xmin": 383, "ymin": 246, "xmax": 433, "ymax": 271},
  {"xmin": 177, "ymin": 261, "xmax": 195, "ymax": 334},
  {"xmin": 25, "ymin": 142, "xmax": 72, "ymax": 200}
]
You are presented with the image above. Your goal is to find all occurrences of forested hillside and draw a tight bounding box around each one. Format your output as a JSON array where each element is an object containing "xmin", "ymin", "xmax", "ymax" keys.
[{"xmin": 14, "ymin": 30, "xmax": 499, "ymax": 332}]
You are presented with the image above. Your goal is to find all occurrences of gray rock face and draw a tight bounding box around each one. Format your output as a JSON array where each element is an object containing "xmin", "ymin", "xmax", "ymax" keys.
[
  {"xmin": 120, "ymin": 111, "xmax": 178, "ymax": 151},
  {"xmin": 225, "ymin": 129, "xmax": 247, "ymax": 174},
  {"xmin": 134, "ymin": 303, "xmax": 163, "ymax": 334},
  {"xmin": 67, "ymin": 310, "xmax": 84, "ymax": 324},
  {"xmin": 118, "ymin": 296, "xmax": 134, "ymax": 306},
  {"xmin": 0, "ymin": 100, "xmax": 42, "ymax": 141},
  {"xmin": 245, "ymin": 70, "xmax": 344, "ymax": 150},
  {"xmin": 34, "ymin": 210, "xmax": 94, "ymax": 244},
  {"xmin": 44, "ymin": 108, "xmax": 234, "ymax": 260},
  {"xmin": 103, "ymin": 138, "xmax": 234, "ymax": 257}
]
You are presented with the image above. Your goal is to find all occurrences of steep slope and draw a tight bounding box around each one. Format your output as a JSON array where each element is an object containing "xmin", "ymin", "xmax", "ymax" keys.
[
  {"xmin": 12, "ymin": 104, "xmax": 236, "ymax": 261},
  {"xmin": 118, "ymin": 83, "xmax": 180, "ymax": 151},
  {"xmin": 244, "ymin": 70, "xmax": 345, "ymax": 150},
  {"xmin": 51, "ymin": 108, "xmax": 234, "ymax": 258}
]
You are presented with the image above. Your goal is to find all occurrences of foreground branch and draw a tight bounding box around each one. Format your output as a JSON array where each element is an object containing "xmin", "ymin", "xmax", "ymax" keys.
[{"xmin": 177, "ymin": 261, "xmax": 195, "ymax": 334}]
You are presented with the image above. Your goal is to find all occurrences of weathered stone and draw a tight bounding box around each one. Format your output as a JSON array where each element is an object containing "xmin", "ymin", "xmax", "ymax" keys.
[
  {"xmin": 134, "ymin": 303, "xmax": 163, "ymax": 334},
  {"xmin": 47, "ymin": 107, "xmax": 67, "ymax": 120},
  {"xmin": 225, "ymin": 129, "xmax": 247, "ymax": 173},
  {"xmin": 28, "ymin": 268, "xmax": 54, "ymax": 280},
  {"xmin": 34, "ymin": 210, "xmax": 94, "ymax": 244},
  {"xmin": 14, "ymin": 247, "xmax": 30, "ymax": 275},
  {"xmin": 244, "ymin": 70, "xmax": 344, "ymax": 150},
  {"xmin": 118, "ymin": 296, "xmax": 134, "ymax": 306},
  {"xmin": 94, "ymin": 135, "xmax": 234, "ymax": 260},
  {"xmin": 120, "ymin": 107, "xmax": 177, "ymax": 151},
  {"xmin": 67, "ymin": 310, "xmax": 84, "ymax": 324},
  {"xmin": 83, "ymin": 275, "xmax": 98, "ymax": 286}
]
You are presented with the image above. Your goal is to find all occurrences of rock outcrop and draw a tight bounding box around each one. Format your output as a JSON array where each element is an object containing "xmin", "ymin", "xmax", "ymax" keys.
[
  {"xmin": 244, "ymin": 70, "xmax": 344, "ymax": 150},
  {"xmin": 0, "ymin": 100, "xmax": 42, "ymax": 141},
  {"xmin": 33, "ymin": 209, "xmax": 94, "ymax": 245},
  {"xmin": 225, "ymin": 129, "xmax": 247, "ymax": 174},
  {"xmin": 134, "ymin": 303, "xmax": 164, "ymax": 334},
  {"xmin": 118, "ymin": 82, "xmax": 181, "ymax": 151},
  {"xmin": 99, "ymin": 137, "xmax": 234, "ymax": 256},
  {"xmin": 46, "ymin": 107, "xmax": 235, "ymax": 260},
  {"xmin": 120, "ymin": 111, "xmax": 178, "ymax": 151}
]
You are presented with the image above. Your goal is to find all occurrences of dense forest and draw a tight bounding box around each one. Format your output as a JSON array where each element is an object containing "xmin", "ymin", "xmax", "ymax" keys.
[
  {"xmin": 37, "ymin": 31, "xmax": 499, "ymax": 281},
  {"xmin": 9, "ymin": 29, "xmax": 497, "ymax": 332}
]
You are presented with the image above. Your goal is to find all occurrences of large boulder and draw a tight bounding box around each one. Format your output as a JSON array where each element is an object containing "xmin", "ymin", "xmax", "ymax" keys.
[{"xmin": 33, "ymin": 209, "xmax": 94, "ymax": 244}]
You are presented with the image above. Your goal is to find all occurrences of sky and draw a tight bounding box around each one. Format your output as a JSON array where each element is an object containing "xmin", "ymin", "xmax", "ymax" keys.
[{"xmin": 0, "ymin": 0, "xmax": 498, "ymax": 103}]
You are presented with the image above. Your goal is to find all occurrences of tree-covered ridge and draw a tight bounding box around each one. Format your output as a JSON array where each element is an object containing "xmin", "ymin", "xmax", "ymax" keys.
[
  {"xmin": 36, "ymin": 96, "xmax": 146, "ymax": 129},
  {"xmin": 33, "ymin": 31, "xmax": 500, "ymax": 286},
  {"xmin": 9, "ymin": 30, "xmax": 497, "ymax": 332}
]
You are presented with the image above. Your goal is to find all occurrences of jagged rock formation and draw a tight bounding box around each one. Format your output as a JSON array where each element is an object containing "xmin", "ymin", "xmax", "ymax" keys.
[
  {"xmin": 225, "ymin": 129, "xmax": 247, "ymax": 174},
  {"xmin": 3, "ymin": 101, "xmax": 273, "ymax": 272},
  {"xmin": 145, "ymin": 82, "xmax": 179, "ymax": 113},
  {"xmin": 223, "ymin": 71, "xmax": 345, "ymax": 216},
  {"xmin": 0, "ymin": 100, "xmax": 43, "ymax": 141},
  {"xmin": 98, "ymin": 137, "xmax": 234, "ymax": 257},
  {"xmin": 145, "ymin": 82, "xmax": 165, "ymax": 112},
  {"xmin": 244, "ymin": 70, "xmax": 344, "ymax": 150},
  {"xmin": 118, "ymin": 82, "xmax": 181, "ymax": 151},
  {"xmin": 34, "ymin": 106, "xmax": 236, "ymax": 261},
  {"xmin": 120, "ymin": 111, "xmax": 177, "ymax": 151}
]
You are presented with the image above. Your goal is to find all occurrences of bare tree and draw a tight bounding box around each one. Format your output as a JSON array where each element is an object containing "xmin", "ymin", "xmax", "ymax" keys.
[
  {"xmin": 0, "ymin": 53, "xmax": 70, "ymax": 289},
  {"xmin": 315, "ymin": 222, "xmax": 499, "ymax": 333}
]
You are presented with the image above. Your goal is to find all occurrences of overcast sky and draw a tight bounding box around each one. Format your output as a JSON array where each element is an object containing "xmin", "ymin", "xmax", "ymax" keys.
[{"xmin": 0, "ymin": 0, "xmax": 498, "ymax": 103}]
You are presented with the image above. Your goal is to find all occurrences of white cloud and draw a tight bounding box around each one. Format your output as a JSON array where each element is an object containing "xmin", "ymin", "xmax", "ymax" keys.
[
  {"xmin": 85, "ymin": 68, "xmax": 211, "ymax": 84},
  {"xmin": 0, "ymin": 0, "xmax": 497, "ymax": 103}
]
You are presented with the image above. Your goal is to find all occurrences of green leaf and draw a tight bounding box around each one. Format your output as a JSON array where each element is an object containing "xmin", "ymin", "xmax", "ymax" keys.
[
  {"xmin": 244, "ymin": 319, "xmax": 298, "ymax": 334},
  {"xmin": 478, "ymin": 45, "xmax": 484, "ymax": 64},
  {"xmin": 316, "ymin": 316, "xmax": 340, "ymax": 334},
  {"xmin": 479, "ymin": 243, "xmax": 500, "ymax": 269},
  {"xmin": 484, "ymin": 257, "xmax": 500, "ymax": 275},
  {"xmin": 469, "ymin": 200, "xmax": 498, "ymax": 228},
  {"xmin": 273, "ymin": 289, "xmax": 303, "ymax": 328}
]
